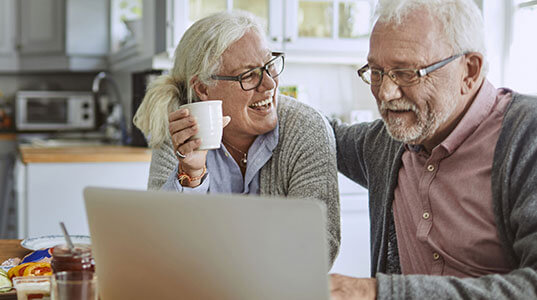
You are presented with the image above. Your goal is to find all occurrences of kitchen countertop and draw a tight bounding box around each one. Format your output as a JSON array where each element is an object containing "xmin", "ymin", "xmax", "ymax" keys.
[
  {"xmin": 18, "ymin": 145, "xmax": 152, "ymax": 163},
  {"xmin": 0, "ymin": 133, "xmax": 16, "ymax": 141}
]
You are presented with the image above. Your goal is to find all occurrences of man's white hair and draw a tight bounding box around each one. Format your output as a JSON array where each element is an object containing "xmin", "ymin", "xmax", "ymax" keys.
[
  {"xmin": 133, "ymin": 10, "xmax": 265, "ymax": 147},
  {"xmin": 375, "ymin": 0, "xmax": 488, "ymax": 74}
]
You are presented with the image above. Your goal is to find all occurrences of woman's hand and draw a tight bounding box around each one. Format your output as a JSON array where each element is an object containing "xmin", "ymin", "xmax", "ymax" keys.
[
  {"xmin": 168, "ymin": 108, "xmax": 231, "ymax": 183},
  {"xmin": 169, "ymin": 108, "xmax": 207, "ymax": 174}
]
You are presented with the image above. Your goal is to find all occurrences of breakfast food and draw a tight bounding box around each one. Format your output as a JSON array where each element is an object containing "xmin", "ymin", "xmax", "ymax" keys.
[
  {"xmin": 12, "ymin": 276, "xmax": 51, "ymax": 300},
  {"xmin": 7, "ymin": 262, "xmax": 52, "ymax": 279},
  {"xmin": 1, "ymin": 257, "xmax": 20, "ymax": 273},
  {"xmin": 0, "ymin": 269, "xmax": 12, "ymax": 292},
  {"xmin": 0, "ymin": 248, "xmax": 54, "ymax": 295},
  {"xmin": 4, "ymin": 248, "xmax": 53, "ymax": 284}
]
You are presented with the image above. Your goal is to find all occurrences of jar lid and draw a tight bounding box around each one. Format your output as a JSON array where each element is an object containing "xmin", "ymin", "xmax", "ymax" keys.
[{"xmin": 52, "ymin": 244, "xmax": 92, "ymax": 258}]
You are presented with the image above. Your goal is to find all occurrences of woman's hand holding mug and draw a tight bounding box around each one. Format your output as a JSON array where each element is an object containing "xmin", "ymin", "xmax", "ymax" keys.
[{"xmin": 168, "ymin": 102, "xmax": 230, "ymax": 186}]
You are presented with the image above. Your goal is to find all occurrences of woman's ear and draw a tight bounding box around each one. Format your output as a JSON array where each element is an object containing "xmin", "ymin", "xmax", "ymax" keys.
[
  {"xmin": 461, "ymin": 52, "xmax": 484, "ymax": 95},
  {"xmin": 190, "ymin": 76, "xmax": 210, "ymax": 100}
]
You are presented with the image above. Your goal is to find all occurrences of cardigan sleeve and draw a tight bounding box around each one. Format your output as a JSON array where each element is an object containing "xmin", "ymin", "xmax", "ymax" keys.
[
  {"xmin": 329, "ymin": 118, "xmax": 391, "ymax": 189},
  {"xmin": 288, "ymin": 117, "xmax": 341, "ymax": 266},
  {"xmin": 269, "ymin": 98, "xmax": 341, "ymax": 267},
  {"xmin": 376, "ymin": 268, "xmax": 537, "ymax": 300},
  {"xmin": 147, "ymin": 138, "xmax": 178, "ymax": 190}
]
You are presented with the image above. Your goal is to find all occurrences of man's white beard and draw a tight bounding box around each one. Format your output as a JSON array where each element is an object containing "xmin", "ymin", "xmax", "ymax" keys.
[{"xmin": 380, "ymin": 99, "xmax": 454, "ymax": 145}]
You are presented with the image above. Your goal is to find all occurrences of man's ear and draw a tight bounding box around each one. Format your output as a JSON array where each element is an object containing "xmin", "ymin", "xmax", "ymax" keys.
[
  {"xmin": 461, "ymin": 52, "xmax": 484, "ymax": 95},
  {"xmin": 190, "ymin": 76, "xmax": 210, "ymax": 100}
]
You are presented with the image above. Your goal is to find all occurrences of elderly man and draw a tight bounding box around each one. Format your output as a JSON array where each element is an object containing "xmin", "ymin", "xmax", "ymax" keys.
[{"xmin": 329, "ymin": 0, "xmax": 537, "ymax": 299}]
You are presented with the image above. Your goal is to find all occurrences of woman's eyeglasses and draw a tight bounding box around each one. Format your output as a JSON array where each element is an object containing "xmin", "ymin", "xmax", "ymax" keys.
[{"xmin": 211, "ymin": 52, "xmax": 285, "ymax": 91}]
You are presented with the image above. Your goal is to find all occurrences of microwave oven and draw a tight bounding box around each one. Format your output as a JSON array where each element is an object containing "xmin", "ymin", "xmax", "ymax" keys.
[{"xmin": 15, "ymin": 91, "xmax": 95, "ymax": 131}]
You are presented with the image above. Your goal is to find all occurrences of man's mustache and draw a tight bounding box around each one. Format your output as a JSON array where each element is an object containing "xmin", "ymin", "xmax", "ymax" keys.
[{"xmin": 380, "ymin": 100, "xmax": 419, "ymax": 114}]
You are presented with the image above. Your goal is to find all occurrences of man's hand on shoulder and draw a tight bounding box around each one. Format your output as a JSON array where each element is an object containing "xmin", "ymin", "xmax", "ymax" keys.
[{"xmin": 330, "ymin": 274, "xmax": 377, "ymax": 300}]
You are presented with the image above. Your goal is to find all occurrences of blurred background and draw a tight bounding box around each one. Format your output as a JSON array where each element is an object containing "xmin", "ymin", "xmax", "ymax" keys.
[{"xmin": 0, "ymin": 0, "xmax": 535, "ymax": 278}]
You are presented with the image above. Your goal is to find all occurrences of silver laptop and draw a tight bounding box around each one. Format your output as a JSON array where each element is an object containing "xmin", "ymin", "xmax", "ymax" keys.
[{"xmin": 84, "ymin": 187, "xmax": 330, "ymax": 300}]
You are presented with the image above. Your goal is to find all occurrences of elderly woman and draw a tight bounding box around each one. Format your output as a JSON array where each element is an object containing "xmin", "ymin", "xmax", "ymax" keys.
[{"xmin": 133, "ymin": 11, "xmax": 340, "ymax": 265}]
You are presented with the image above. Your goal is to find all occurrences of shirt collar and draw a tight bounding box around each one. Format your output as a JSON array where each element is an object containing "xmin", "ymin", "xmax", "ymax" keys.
[
  {"xmin": 438, "ymin": 79, "xmax": 497, "ymax": 154},
  {"xmin": 236, "ymin": 123, "xmax": 279, "ymax": 188},
  {"xmin": 404, "ymin": 79, "xmax": 497, "ymax": 155}
]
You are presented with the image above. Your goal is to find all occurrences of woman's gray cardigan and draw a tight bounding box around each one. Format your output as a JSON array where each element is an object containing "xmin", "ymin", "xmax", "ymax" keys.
[
  {"xmin": 147, "ymin": 96, "xmax": 341, "ymax": 265},
  {"xmin": 331, "ymin": 92, "xmax": 537, "ymax": 299}
]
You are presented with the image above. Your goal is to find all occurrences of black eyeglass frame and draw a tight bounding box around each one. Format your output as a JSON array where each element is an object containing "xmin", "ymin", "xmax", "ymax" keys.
[
  {"xmin": 357, "ymin": 52, "xmax": 467, "ymax": 87},
  {"xmin": 211, "ymin": 52, "xmax": 285, "ymax": 91}
]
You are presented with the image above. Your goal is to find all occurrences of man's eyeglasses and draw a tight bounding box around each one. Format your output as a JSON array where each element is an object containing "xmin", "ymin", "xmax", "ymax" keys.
[
  {"xmin": 357, "ymin": 53, "xmax": 466, "ymax": 87},
  {"xmin": 211, "ymin": 52, "xmax": 285, "ymax": 91}
]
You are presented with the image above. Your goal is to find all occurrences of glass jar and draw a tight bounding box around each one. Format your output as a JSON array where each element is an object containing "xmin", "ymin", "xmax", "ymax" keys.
[{"xmin": 51, "ymin": 244, "xmax": 95, "ymax": 273}]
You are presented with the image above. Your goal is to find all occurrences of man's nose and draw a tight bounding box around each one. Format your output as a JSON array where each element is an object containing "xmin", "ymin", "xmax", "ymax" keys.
[{"xmin": 376, "ymin": 74, "xmax": 402, "ymax": 102}]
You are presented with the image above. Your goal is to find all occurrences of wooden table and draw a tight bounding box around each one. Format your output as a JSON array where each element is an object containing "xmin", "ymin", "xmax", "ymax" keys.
[{"xmin": 0, "ymin": 239, "xmax": 31, "ymax": 300}]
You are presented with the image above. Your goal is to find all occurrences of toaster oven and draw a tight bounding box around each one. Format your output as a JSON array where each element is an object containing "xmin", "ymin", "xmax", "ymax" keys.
[{"xmin": 15, "ymin": 91, "xmax": 95, "ymax": 131}]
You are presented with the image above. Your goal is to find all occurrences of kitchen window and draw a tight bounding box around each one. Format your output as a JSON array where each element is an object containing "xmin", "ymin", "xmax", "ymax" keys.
[
  {"xmin": 484, "ymin": 0, "xmax": 537, "ymax": 95},
  {"xmin": 504, "ymin": 0, "xmax": 537, "ymax": 94},
  {"xmin": 110, "ymin": 0, "xmax": 143, "ymax": 54}
]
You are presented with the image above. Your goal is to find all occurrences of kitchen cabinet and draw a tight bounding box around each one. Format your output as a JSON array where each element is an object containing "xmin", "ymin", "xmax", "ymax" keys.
[
  {"xmin": 111, "ymin": 0, "xmax": 375, "ymax": 71},
  {"xmin": 15, "ymin": 146, "xmax": 151, "ymax": 239},
  {"xmin": 109, "ymin": 0, "xmax": 167, "ymax": 71},
  {"xmin": 19, "ymin": 0, "xmax": 65, "ymax": 55},
  {"xmin": 0, "ymin": 0, "xmax": 16, "ymax": 70},
  {"xmin": 171, "ymin": 0, "xmax": 375, "ymax": 64},
  {"xmin": 330, "ymin": 173, "xmax": 371, "ymax": 277},
  {"xmin": 276, "ymin": 0, "xmax": 374, "ymax": 62},
  {"xmin": 109, "ymin": 0, "xmax": 270, "ymax": 69},
  {"xmin": 0, "ymin": 0, "xmax": 109, "ymax": 72}
]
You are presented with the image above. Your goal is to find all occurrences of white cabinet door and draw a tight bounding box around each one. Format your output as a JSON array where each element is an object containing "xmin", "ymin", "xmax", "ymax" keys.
[
  {"xmin": 169, "ymin": 0, "xmax": 373, "ymax": 62},
  {"xmin": 330, "ymin": 173, "xmax": 371, "ymax": 277},
  {"xmin": 19, "ymin": 0, "xmax": 65, "ymax": 54},
  {"xmin": 330, "ymin": 195, "xmax": 371, "ymax": 277},
  {"xmin": 19, "ymin": 161, "xmax": 150, "ymax": 238},
  {"xmin": 170, "ymin": 0, "xmax": 279, "ymax": 53},
  {"xmin": 0, "ymin": 0, "xmax": 15, "ymax": 55},
  {"xmin": 66, "ymin": 0, "xmax": 108, "ymax": 56},
  {"xmin": 283, "ymin": 0, "xmax": 374, "ymax": 57},
  {"xmin": 1, "ymin": 0, "xmax": 107, "ymax": 71}
]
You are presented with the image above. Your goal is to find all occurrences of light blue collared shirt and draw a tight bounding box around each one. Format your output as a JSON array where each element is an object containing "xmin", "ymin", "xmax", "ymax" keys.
[{"xmin": 162, "ymin": 124, "xmax": 279, "ymax": 194}]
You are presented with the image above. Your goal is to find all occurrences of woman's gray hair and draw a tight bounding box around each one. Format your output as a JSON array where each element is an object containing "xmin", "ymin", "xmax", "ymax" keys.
[
  {"xmin": 133, "ymin": 10, "xmax": 265, "ymax": 147},
  {"xmin": 374, "ymin": 0, "xmax": 488, "ymax": 74}
]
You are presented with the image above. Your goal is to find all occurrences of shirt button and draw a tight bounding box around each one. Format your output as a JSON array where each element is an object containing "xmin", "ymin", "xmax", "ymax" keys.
[
  {"xmin": 433, "ymin": 252, "xmax": 441, "ymax": 260},
  {"xmin": 422, "ymin": 212, "xmax": 430, "ymax": 220},
  {"xmin": 427, "ymin": 164, "xmax": 435, "ymax": 172}
]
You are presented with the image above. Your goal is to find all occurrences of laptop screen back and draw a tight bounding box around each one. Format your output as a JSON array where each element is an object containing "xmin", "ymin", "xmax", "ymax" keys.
[{"xmin": 84, "ymin": 187, "xmax": 330, "ymax": 300}]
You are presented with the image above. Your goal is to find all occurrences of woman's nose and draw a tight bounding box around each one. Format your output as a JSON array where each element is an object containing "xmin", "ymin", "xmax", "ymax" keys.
[{"xmin": 258, "ymin": 70, "xmax": 276, "ymax": 91}]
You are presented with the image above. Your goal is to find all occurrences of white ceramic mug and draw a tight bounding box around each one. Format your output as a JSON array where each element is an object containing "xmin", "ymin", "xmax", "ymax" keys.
[{"xmin": 179, "ymin": 100, "xmax": 223, "ymax": 150}]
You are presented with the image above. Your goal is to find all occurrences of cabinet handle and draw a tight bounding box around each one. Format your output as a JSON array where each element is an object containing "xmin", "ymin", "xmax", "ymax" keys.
[
  {"xmin": 284, "ymin": 37, "xmax": 294, "ymax": 43},
  {"xmin": 271, "ymin": 36, "xmax": 282, "ymax": 43}
]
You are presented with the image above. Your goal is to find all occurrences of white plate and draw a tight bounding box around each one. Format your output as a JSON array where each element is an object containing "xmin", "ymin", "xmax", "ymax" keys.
[{"xmin": 21, "ymin": 235, "xmax": 91, "ymax": 250}]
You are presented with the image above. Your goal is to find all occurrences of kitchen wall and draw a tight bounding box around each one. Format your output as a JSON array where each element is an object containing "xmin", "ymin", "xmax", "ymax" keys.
[
  {"xmin": 0, "ymin": 73, "xmax": 98, "ymax": 103},
  {"xmin": 282, "ymin": 62, "xmax": 379, "ymax": 122}
]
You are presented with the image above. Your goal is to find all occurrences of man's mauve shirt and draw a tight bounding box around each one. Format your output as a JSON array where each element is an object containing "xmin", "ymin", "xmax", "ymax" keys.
[{"xmin": 393, "ymin": 80, "xmax": 513, "ymax": 277}]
